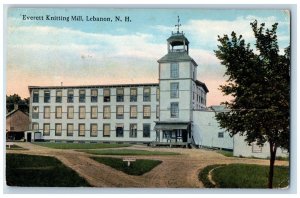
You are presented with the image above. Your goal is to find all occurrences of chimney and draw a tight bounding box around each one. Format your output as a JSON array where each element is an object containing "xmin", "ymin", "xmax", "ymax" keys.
[{"xmin": 14, "ymin": 104, "xmax": 18, "ymax": 110}]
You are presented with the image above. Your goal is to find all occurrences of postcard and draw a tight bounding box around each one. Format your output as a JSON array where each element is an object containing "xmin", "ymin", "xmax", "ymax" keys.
[{"xmin": 5, "ymin": 7, "xmax": 291, "ymax": 190}]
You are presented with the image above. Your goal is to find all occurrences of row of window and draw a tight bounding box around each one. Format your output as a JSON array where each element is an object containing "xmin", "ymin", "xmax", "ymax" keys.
[
  {"xmin": 32, "ymin": 105, "xmax": 160, "ymax": 119},
  {"xmin": 193, "ymin": 92, "xmax": 206, "ymax": 105},
  {"xmin": 32, "ymin": 87, "xmax": 159, "ymax": 103},
  {"xmin": 32, "ymin": 123, "xmax": 151, "ymax": 138}
]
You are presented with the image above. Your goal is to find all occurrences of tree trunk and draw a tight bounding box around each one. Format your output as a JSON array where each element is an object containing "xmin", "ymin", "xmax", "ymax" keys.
[{"xmin": 268, "ymin": 142, "xmax": 277, "ymax": 188}]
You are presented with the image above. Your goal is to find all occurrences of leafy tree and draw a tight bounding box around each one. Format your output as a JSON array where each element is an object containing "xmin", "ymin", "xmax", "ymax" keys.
[
  {"xmin": 214, "ymin": 20, "xmax": 290, "ymax": 188},
  {"xmin": 6, "ymin": 94, "xmax": 29, "ymax": 113}
]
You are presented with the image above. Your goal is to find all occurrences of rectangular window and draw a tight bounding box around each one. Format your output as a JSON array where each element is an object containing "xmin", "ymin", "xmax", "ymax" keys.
[
  {"xmin": 170, "ymin": 82, "xmax": 179, "ymax": 98},
  {"xmin": 43, "ymin": 123, "xmax": 50, "ymax": 136},
  {"xmin": 67, "ymin": 124, "xmax": 74, "ymax": 136},
  {"xmin": 55, "ymin": 123, "xmax": 62, "ymax": 136},
  {"xmin": 90, "ymin": 124, "xmax": 98, "ymax": 137},
  {"xmin": 67, "ymin": 90, "xmax": 74, "ymax": 103},
  {"xmin": 32, "ymin": 106, "xmax": 39, "ymax": 119},
  {"xmin": 67, "ymin": 106, "xmax": 74, "ymax": 119},
  {"xmin": 143, "ymin": 105, "xmax": 151, "ymax": 119},
  {"xmin": 156, "ymin": 105, "xmax": 159, "ymax": 119},
  {"xmin": 129, "ymin": 124, "xmax": 137, "ymax": 138},
  {"xmin": 218, "ymin": 132, "xmax": 224, "ymax": 138},
  {"xmin": 32, "ymin": 123, "xmax": 39, "ymax": 131},
  {"xmin": 156, "ymin": 88, "xmax": 160, "ymax": 101},
  {"xmin": 33, "ymin": 91, "xmax": 39, "ymax": 103},
  {"xmin": 116, "ymin": 124, "xmax": 124, "ymax": 137},
  {"xmin": 103, "ymin": 89, "xmax": 110, "ymax": 102},
  {"xmin": 130, "ymin": 105, "xmax": 137, "ymax": 119},
  {"xmin": 91, "ymin": 106, "xmax": 98, "ymax": 119},
  {"xmin": 44, "ymin": 90, "xmax": 50, "ymax": 103},
  {"xmin": 252, "ymin": 143, "xmax": 262, "ymax": 153},
  {"xmin": 91, "ymin": 89, "xmax": 98, "ymax": 103},
  {"xmin": 143, "ymin": 87, "xmax": 151, "ymax": 102},
  {"xmin": 116, "ymin": 88, "xmax": 124, "ymax": 102},
  {"xmin": 103, "ymin": 106, "xmax": 111, "ymax": 119},
  {"xmin": 103, "ymin": 124, "xmax": 110, "ymax": 137},
  {"xmin": 143, "ymin": 124, "xmax": 151, "ymax": 138},
  {"xmin": 170, "ymin": 102, "xmax": 179, "ymax": 118},
  {"xmin": 79, "ymin": 124, "xmax": 85, "ymax": 136},
  {"xmin": 56, "ymin": 90, "xmax": 62, "ymax": 103},
  {"xmin": 170, "ymin": 62, "xmax": 179, "ymax": 78},
  {"xmin": 79, "ymin": 106, "xmax": 86, "ymax": 119},
  {"xmin": 44, "ymin": 106, "xmax": 50, "ymax": 119},
  {"xmin": 55, "ymin": 106, "xmax": 62, "ymax": 119},
  {"xmin": 116, "ymin": 105, "xmax": 124, "ymax": 119},
  {"xmin": 79, "ymin": 90, "xmax": 86, "ymax": 103},
  {"xmin": 130, "ymin": 88, "xmax": 137, "ymax": 102}
]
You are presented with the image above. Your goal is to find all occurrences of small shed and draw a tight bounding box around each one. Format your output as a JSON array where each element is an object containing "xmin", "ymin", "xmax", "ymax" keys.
[{"xmin": 6, "ymin": 106, "xmax": 29, "ymax": 141}]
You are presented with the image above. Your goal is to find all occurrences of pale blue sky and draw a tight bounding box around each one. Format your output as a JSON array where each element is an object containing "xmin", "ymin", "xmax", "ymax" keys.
[{"xmin": 7, "ymin": 8, "xmax": 290, "ymax": 105}]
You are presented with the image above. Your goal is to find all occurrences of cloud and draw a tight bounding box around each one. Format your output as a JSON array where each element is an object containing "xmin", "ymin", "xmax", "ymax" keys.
[
  {"xmin": 6, "ymin": 13, "xmax": 290, "ymax": 106},
  {"xmin": 153, "ymin": 14, "xmax": 290, "ymax": 51}
]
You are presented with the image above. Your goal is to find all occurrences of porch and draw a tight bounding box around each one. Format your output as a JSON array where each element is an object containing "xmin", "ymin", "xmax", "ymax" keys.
[{"xmin": 153, "ymin": 121, "xmax": 192, "ymax": 147}]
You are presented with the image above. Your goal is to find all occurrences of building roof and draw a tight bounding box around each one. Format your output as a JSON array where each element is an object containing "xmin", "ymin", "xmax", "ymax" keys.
[
  {"xmin": 167, "ymin": 32, "xmax": 190, "ymax": 45},
  {"xmin": 195, "ymin": 80, "xmax": 209, "ymax": 93},
  {"xmin": 157, "ymin": 52, "xmax": 198, "ymax": 66},
  {"xmin": 28, "ymin": 82, "xmax": 159, "ymax": 90},
  {"xmin": 6, "ymin": 108, "xmax": 29, "ymax": 117}
]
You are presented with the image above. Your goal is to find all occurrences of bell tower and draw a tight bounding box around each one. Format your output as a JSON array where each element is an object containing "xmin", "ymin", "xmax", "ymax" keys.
[
  {"xmin": 167, "ymin": 16, "xmax": 189, "ymax": 54},
  {"xmin": 155, "ymin": 16, "xmax": 200, "ymax": 144}
]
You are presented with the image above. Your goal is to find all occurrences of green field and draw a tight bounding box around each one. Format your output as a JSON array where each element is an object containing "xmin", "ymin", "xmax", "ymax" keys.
[
  {"xmin": 6, "ymin": 154, "xmax": 91, "ymax": 187},
  {"xmin": 78, "ymin": 149, "xmax": 179, "ymax": 155},
  {"xmin": 91, "ymin": 157, "xmax": 162, "ymax": 175},
  {"xmin": 34, "ymin": 142, "xmax": 131, "ymax": 149},
  {"xmin": 199, "ymin": 163, "xmax": 289, "ymax": 188}
]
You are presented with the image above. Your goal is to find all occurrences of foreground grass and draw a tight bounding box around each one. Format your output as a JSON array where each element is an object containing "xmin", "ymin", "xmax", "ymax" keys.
[
  {"xmin": 199, "ymin": 163, "xmax": 289, "ymax": 188},
  {"xmin": 91, "ymin": 157, "xmax": 162, "ymax": 175},
  {"xmin": 6, "ymin": 154, "xmax": 91, "ymax": 187},
  {"xmin": 198, "ymin": 164, "xmax": 225, "ymax": 188},
  {"xmin": 79, "ymin": 149, "xmax": 179, "ymax": 156},
  {"xmin": 34, "ymin": 142, "xmax": 131, "ymax": 149}
]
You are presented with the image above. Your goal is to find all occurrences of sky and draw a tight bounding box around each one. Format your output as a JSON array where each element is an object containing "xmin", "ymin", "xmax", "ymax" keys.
[{"xmin": 6, "ymin": 8, "xmax": 290, "ymax": 106}]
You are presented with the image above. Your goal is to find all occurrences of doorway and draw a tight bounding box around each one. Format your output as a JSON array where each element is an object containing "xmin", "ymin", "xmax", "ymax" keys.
[
  {"xmin": 182, "ymin": 130, "xmax": 188, "ymax": 142},
  {"xmin": 27, "ymin": 133, "xmax": 32, "ymax": 142}
]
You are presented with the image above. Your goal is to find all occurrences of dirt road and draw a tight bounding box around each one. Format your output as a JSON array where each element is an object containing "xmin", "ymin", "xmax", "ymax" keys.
[{"xmin": 6, "ymin": 142, "xmax": 289, "ymax": 188}]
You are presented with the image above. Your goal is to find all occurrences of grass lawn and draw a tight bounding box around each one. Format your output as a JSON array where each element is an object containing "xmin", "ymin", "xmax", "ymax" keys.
[
  {"xmin": 79, "ymin": 149, "xmax": 179, "ymax": 155},
  {"xmin": 34, "ymin": 142, "xmax": 131, "ymax": 149},
  {"xmin": 91, "ymin": 156, "xmax": 162, "ymax": 175},
  {"xmin": 6, "ymin": 154, "xmax": 91, "ymax": 187},
  {"xmin": 199, "ymin": 163, "xmax": 289, "ymax": 188},
  {"xmin": 6, "ymin": 144, "xmax": 27, "ymax": 150},
  {"xmin": 198, "ymin": 164, "xmax": 225, "ymax": 188},
  {"xmin": 217, "ymin": 150, "xmax": 233, "ymax": 157}
]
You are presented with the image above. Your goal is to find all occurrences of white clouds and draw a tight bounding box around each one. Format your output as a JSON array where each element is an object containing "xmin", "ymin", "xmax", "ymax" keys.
[
  {"xmin": 153, "ymin": 15, "xmax": 290, "ymax": 52},
  {"xmin": 7, "ymin": 25, "xmax": 163, "ymax": 98}
]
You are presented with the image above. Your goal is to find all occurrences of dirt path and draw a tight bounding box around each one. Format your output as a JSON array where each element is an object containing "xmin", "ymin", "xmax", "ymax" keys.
[{"xmin": 6, "ymin": 142, "xmax": 289, "ymax": 188}]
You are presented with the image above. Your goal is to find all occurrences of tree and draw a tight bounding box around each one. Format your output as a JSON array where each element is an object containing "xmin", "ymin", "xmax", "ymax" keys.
[
  {"xmin": 6, "ymin": 94, "xmax": 29, "ymax": 113},
  {"xmin": 214, "ymin": 20, "xmax": 290, "ymax": 188}
]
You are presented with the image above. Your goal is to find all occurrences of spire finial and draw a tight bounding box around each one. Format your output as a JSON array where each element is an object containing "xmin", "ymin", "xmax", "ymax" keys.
[{"xmin": 175, "ymin": 16, "xmax": 181, "ymax": 33}]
